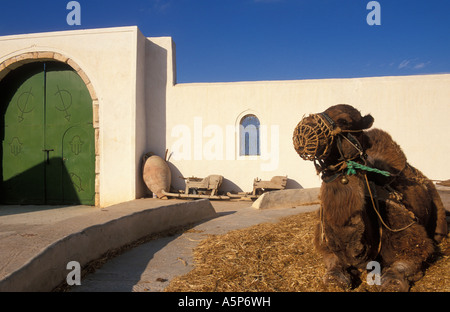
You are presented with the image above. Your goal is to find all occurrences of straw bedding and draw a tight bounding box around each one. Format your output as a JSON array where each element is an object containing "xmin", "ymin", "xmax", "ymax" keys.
[{"xmin": 165, "ymin": 211, "xmax": 449, "ymax": 292}]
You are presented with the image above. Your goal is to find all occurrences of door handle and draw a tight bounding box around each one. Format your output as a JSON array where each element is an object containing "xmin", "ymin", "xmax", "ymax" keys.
[{"xmin": 42, "ymin": 149, "xmax": 54, "ymax": 164}]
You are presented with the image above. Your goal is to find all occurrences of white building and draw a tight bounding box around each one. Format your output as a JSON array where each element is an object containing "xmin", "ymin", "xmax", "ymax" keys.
[{"xmin": 1, "ymin": 26, "xmax": 449, "ymax": 207}]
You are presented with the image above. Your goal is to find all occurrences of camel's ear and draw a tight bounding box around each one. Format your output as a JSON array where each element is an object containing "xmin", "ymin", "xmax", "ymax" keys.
[{"xmin": 361, "ymin": 114, "xmax": 374, "ymax": 129}]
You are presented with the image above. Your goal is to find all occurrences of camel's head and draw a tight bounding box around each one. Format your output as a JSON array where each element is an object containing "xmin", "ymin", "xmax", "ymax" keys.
[{"xmin": 293, "ymin": 104, "xmax": 374, "ymax": 162}]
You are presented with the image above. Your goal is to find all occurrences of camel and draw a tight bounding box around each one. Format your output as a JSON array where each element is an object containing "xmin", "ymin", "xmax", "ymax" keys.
[{"xmin": 293, "ymin": 104, "xmax": 448, "ymax": 291}]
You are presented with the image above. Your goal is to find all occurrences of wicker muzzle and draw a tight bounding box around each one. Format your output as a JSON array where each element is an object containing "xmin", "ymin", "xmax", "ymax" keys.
[{"xmin": 293, "ymin": 113, "xmax": 341, "ymax": 161}]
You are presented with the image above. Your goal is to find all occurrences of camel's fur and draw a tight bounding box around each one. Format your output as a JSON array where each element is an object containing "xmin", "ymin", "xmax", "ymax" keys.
[{"xmin": 300, "ymin": 104, "xmax": 448, "ymax": 291}]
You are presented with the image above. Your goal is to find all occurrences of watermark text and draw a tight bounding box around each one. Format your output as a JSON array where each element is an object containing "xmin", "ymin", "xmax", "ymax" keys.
[
  {"xmin": 170, "ymin": 117, "xmax": 279, "ymax": 172},
  {"xmin": 367, "ymin": 1, "xmax": 381, "ymax": 26},
  {"xmin": 66, "ymin": 261, "xmax": 81, "ymax": 286},
  {"xmin": 366, "ymin": 260, "xmax": 381, "ymax": 285},
  {"xmin": 67, "ymin": 1, "xmax": 81, "ymax": 26}
]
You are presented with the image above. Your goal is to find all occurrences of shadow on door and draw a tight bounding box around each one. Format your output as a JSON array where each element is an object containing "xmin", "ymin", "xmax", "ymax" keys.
[{"xmin": 0, "ymin": 157, "xmax": 81, "ymax": 205}]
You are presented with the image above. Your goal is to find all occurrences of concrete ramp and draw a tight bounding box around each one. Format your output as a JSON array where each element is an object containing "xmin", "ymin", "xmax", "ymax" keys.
[
  {"xmin": 0, "ymin": 199, "xmax": 217, "ymax": 292},
  {"xmin": 252, "ymin": 188, "xmax": 320, "ymax": 210}
]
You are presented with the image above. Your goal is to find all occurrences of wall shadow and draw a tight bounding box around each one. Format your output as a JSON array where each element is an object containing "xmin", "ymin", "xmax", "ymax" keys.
[
  {"xmin": 222, "ymin": 178, "xmax": 244, "ymax": 193},
  {"xmin": 286, "ymin": 178, "xmax": 304, "ymax": 189},
  {"xmin": 0, "ymin": 157, "xmax": 81, "ymax": 209},
  {"xmin": 145, "ymin": 40, "xmax": 168, "ymax": 161},
  {"xmin": 69, "ymin": 231, "xmax": 187, "ymax": 292},
  {"xmin": 140, "ymin": 40, "xmax": 169, "ymax": 197},
  {"xmin": 68, "ymin": 214, "xmax": 227, "ymax": 292},
  {"xmin": 165, "ymin": 160, "xmax": 187, "ymax": 193}
]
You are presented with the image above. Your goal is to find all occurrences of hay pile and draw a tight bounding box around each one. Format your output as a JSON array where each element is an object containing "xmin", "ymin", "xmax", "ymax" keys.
[{"xmin": 165, "ymin": 211, "xmax": 449, "ymax": 292}]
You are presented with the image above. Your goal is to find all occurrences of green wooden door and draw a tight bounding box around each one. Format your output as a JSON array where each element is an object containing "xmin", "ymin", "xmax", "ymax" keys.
[
  {"xmin": 0, "ymin": 63, "xmax": 46, "ymax": 204},
  {"xmin": 0, "ymin": 62, "xmax": 95, "ymax": 205}
]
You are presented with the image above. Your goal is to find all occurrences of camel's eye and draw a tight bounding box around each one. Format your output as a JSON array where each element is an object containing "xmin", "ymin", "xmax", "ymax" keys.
[{"xmin": 338, "ymin": 118, "xmax": 349, "ymax": 126}]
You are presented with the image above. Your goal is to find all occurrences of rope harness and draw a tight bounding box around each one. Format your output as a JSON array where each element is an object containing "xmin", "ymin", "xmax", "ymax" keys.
[
  {"xmin": 346, "ymin": 160, "xmax": 390, "ymax": 177},
  {"xmin": 294, "ymin": 112, "xmax": 417, "ymax": 257}
]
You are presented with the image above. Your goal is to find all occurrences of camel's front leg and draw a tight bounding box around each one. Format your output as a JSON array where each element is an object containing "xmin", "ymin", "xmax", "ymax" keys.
[
  {"xmin": 381, "ymin": 260, "xmax": 421, "ymax": 292},
  {"xmin": 319, "ymin": 247, "xmax": 352, "ymax": 289}
]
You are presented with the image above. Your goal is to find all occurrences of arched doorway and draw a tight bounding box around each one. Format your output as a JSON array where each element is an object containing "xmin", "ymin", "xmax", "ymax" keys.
[{"xmin": 0, "ymin": 61, "xmax": 95, "ymax": 205}]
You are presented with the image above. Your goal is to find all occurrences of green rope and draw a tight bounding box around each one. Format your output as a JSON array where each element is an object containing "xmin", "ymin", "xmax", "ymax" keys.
[{"xmin": 346, "ymin": 160, "xmax": 391, "ymax": 177}]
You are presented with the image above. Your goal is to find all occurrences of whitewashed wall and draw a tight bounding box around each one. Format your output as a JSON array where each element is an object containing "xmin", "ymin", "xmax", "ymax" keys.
[
  {"xmin": 2, "ymin": 27, "xmax": 448, "ymax": 206},
  {"xmin": 160, "ymin": 40, "xmax": 450, "ymax": 192},
  {"xmin": 0, "ymin": 27, "xmax": 146, "ymax": 207}
]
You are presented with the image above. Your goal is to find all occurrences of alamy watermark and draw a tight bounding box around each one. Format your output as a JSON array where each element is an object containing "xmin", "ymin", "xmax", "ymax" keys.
[
  {"xmin": 170, "ymin": 117, "xmax": 280, "ymax": 172},
  {"xmin": 64, "ymin": 2, "xmax": 379, "ymax": 27},
  {"xmin": 66, "ymin": 261, "xmax": 81, "ymax": 286},
  {"xmin": 367, "ymin": 1, "xmax": 381, "ymax": 26},
  {"xmin": 366, "ymin": 260, "xmax": 381, "ymax": 285},
  {"xmin": 67, "ymin": 1, "xmax": 81, "ymax": 26},
  {"xmin": 65, "ymin": 259, "xmax": 381, "ymax": 288}
]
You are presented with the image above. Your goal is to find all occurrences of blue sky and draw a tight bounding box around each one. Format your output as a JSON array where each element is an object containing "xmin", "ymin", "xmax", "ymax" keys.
[{"xmin": 1, "ymin": 0, "xmax": 449, "ymax": 83}]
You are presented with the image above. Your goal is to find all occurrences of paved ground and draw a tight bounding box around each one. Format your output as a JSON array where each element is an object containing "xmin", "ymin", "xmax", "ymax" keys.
[
  {"xmin": 1, "ymin": 184, "xmax": 448, "ymax": 292},
  {"xmin": 0, "ymin": 204, "xmax": 96, "ymax": 281},
  {"xmin": 0, "ymin": 198, "xmax": 208, "ymax": 290},
  {"xmin": 69, "ymin": 200, "xmax": 319, "ymax": 292},
  {"xmin": 70, "ymin": 185, "xmax": 450, "ymax": 293}
]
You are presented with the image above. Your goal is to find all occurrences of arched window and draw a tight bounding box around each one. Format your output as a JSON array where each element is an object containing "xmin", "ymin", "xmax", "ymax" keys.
[{"xmin": 239, "ymin": 114, "xmax": 260, "ymax": 156}]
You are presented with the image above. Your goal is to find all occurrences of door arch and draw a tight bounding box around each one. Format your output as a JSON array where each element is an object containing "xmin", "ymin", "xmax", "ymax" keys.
[{"xmin": 0, "ymin": 61, "xmax": 95, "ymax": 205}]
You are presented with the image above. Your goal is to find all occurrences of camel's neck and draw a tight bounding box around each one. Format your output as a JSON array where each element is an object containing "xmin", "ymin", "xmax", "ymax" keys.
[{"xmin": 318, "ymin": 132, "xmax": 370, "ymax": 182}]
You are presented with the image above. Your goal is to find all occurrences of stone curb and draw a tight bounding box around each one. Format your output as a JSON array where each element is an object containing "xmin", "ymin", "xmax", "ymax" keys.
[
  {"xmin": 0, "ymin": 199, "xmax": 217, "ymax": 292},
  {"xmin": 252, "ymin": 188, "xmax": 321, "ymax": 210}
]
